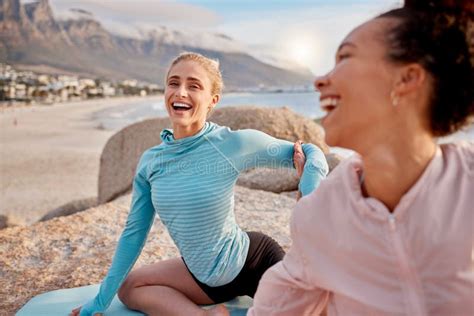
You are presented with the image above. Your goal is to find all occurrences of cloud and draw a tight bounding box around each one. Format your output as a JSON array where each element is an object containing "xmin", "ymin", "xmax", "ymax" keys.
[
  {"xmin": 47, "ymin": 0, "xmax": 245, "ymax": 53},
  {"xmin": 216, "ymin": 1, "xmax": 401, "ymax": 74}
]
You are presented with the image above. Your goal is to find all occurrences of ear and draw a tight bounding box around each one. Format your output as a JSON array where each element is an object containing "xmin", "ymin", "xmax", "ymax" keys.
[
  {"xmin": 392, "ymin": 63, "xmax": 427, "ymax": 96},
  {"xmin": 210, "ymin": 94, "xmax": 220, "ymax": 109}
]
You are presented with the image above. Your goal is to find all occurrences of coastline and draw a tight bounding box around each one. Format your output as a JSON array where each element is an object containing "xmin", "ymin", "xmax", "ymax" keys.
[
  {"xmin": 0, "ymin": 95, "xmax": 164, "ymax": 225},
  {"xmin": 1, "ymin": 94, "xmax": 473, "ymax": 226}
]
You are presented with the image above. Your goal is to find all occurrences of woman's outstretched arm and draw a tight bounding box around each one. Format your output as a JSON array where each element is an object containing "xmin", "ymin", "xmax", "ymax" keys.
[
  {"xmin": 73, "ymin": 152, "xmax": 156, "ymax": 316},
  {"xmin": 223, "ymin": 129, "xmax": 328, "ymax": 197}
]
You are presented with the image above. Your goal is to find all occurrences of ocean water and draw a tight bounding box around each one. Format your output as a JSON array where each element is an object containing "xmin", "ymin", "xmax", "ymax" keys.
[
  {"xmin": 92, "ymin": 91, "xmax": 323, "ymax": 131},
  {"xmin": 92, "ymin": 91, "xmax": 474, "ymax": 148}
]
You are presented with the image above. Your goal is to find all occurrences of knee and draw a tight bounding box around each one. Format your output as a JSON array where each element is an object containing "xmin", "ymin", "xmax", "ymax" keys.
[{"xmin": 117, "ymin": 274, "xmax": 139, "ymax": 305}]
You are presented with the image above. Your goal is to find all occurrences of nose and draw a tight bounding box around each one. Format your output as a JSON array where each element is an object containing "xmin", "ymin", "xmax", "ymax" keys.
[
  {"xmin": 175, "ymin": 84, "xmax": 187, "ymax": 98},
  {"xmin": 314, "ymin": 73, "xmax": 330, "ymax": 92}
]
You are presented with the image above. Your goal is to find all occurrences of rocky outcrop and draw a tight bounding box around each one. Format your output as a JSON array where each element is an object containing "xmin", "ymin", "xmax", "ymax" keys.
[
  {"xmin": 237, "ymin": 168, "xmax": 299, "ymax": 193},
  {"xmin": 98, "ymin": 117, "xmax": 170, "ymax": 204},
  {"xmin": 39, "ymin": 197, "xmax": 98, "ymax": 222},
  {"xmin": 210, "ymin": 106, "xmax": 329, "ymax": 153},
  {"xmin": 0, "ymin": 186, "xmax": 296, "ymax": 315},
  {"xmin": 0, "ymin": 215, "xmax": 9, "ymax": 229},
  {"xmin": 237, "ymin": 152, "xmax": 342, "ymax": 193},
  {"xmin": 0, "ymin": 0, "xmax": 34, "ymax": 46},
  {"xmin": 0, "ymin": 0, "xmax": 313, "ymax": 88},
  {"xmin": 98, "ymin": 107, "xmax": 328, "ymax": 204},
  {"xmin": 24, "ymin": 0, "xmax": 62, "ymax": 37},
  {"xmin": 59, "ymin": 17, "xmax": 115, "ymax": 51},
  {"xmin": 325, "ymin": 153, "xmax": 343, "ymax": 173}
]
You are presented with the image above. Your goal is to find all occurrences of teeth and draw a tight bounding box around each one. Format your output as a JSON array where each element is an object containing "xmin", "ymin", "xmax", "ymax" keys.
[
  {"xmin": 172, "ymin": 102, "xmax": 192, "ymax": 109},
  {"xmin": 320, "ymin": 98, "xmax": 339, "ymax": 111}
]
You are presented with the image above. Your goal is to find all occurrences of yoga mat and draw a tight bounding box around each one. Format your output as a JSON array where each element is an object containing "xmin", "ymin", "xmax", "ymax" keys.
[{"xmin": 17, "ymin": 284, "xmax": 253, "ymax": 315}]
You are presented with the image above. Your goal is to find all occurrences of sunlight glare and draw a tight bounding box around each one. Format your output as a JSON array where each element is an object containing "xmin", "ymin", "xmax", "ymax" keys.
[{"xmin": 284, "ymin": 32, "xmax": 320, "ymax": 69}]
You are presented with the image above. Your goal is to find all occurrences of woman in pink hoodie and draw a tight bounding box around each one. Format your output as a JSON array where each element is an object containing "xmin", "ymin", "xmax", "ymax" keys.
[{"xmin": 249, "ymin": 7, "xmax": 473, "ymax": 316}]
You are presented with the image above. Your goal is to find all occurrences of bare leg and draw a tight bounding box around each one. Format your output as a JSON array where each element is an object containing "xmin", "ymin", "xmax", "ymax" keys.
[{"xmin": 118, "ymin": 257, "xmax": 229, "ymax": 316}]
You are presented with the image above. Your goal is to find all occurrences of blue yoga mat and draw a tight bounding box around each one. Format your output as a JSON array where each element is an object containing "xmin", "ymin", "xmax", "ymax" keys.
[{"xmin": 17, "ymin": 284, "xmax": 253, "ymax": 316}]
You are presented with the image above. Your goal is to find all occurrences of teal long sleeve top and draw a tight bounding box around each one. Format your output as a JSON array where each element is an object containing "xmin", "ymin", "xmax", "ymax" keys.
[{"xmin": 80, "ymin": 122, "xmax": 328, "ymax": 315}]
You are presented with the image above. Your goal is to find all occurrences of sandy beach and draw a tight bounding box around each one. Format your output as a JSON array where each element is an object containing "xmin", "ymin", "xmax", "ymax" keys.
[
  {"xmin": 1, "ymin": 95, "xmax": 473, "ymax": 227},
  {"xmin": 0, "ymin": 96, "xmax": 164, "ymax": 225}
]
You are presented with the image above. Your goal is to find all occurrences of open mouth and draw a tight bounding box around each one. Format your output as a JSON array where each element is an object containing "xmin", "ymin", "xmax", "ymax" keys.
[
  {"xmin": 171, "ymin": 102, "xmax": 193, "ymax": 112},
  {"xmin": 320, "ymin": 97, "xmax": 340, "ymax": 113}
]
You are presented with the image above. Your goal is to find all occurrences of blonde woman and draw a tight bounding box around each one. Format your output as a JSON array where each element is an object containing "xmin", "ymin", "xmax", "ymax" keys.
[{"xmin": 71, "ymin": 52, "xmax": 328, "ymax": 316}]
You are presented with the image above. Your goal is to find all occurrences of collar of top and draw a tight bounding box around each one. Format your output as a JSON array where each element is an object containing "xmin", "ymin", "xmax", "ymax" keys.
[{"xmin": 160, "ymin": 122, "xmax": 217, "ymax": 146}]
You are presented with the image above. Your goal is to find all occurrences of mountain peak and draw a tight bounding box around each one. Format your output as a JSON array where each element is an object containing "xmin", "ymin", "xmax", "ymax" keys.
[
  {"xmin": 23, "ymin": 0, "xmax": 62, "ymax": 36},
  {"xmin": 1, "ymin": 0, "xmax": 313, "ymax": 89},
  {"xmin": 24, "ymin": 0, "xmax": 53, "ymax": 22}
]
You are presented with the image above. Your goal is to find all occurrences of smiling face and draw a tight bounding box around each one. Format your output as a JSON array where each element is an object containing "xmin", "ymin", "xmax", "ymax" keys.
[
  {"xmin": 165, "ymin": 60, "xmax": 219, "ymax": 137},
  {"xmin": 315, "ymin": 18, "xmax": 399, "ymax": 151}
]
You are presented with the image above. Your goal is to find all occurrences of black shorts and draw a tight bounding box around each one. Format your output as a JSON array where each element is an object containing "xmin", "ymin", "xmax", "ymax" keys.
[{"xmin": 182, "ymin": 231, "xmax": 285, "ymax": 303}]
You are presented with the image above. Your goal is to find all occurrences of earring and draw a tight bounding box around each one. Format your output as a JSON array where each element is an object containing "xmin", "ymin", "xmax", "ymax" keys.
[{"xmin": 390, "ymin": 91, "xmax": 399, "ymax": 107}]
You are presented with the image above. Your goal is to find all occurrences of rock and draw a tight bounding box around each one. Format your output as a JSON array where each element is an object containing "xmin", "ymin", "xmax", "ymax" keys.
[
  {"xmin": 39, "ymin": 197, "xmax": 98, "ymax": 221},
  {"xmin": 98, "ymin": 117, "xmax": 170, "ymax": 204},
  {"xmin": 279, "ymin": 191, "xmax": 299, "ymax": 199},
  {"xmin": 98, "ymin": 106, "xmax": 328, "ymax": 204},
  {"xmin": 0, "ymin": 215, "xmax": 10, "ymax": 229},
  {"xmin": 237, "ymin": 153, "xmax": 343, "ymax": 193},
  {"xmin": 210, "ymin": 106, "xmax": 329, "ymax": 153},
  {"xmin": 0, "ymin": 186, "xmax": 296, "ymax": 314},
  {"xmin": 325, "ymin": 153, "xmax": 344, "ymax": 173},
  {"xmin": 237, "ymin": 168, "xmax": 299, "ymax": 193}
]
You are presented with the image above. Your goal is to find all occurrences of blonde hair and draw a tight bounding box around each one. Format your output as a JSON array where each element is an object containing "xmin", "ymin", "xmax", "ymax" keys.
[{"xmin": 166, "ymin": 52, "xmax": 224, "ymax": 95}]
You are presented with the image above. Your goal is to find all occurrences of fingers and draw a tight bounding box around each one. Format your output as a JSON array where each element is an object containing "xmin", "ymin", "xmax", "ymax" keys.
[
  {"xmin": 295, "ymin": 154, "xmax": 305, "ymax": 175},
  {"xmin": 293, "ymin": 140, "xmax": 303, "ymax": 152},
  {"xmin": 293, "ymin": 140, "xmax": 305, "ymax": 178},
  {"xmin": 296, "ymin": 191, "xmax": 302, "ymax": 201}
]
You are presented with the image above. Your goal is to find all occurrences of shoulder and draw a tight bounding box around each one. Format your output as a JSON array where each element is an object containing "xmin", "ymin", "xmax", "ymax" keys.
[
  {"xmin": 324, "ymin": 153, "xmax": 360, "ymax": 185},
  {"xmin": 140, "ymin": 144, "xmax": 163, "ymax": 162},
  {"xmin": 207, "ymin": 123, "xmax": 266, "ymax": 138},
  {"xmin": 205, "ymin": 123, "xmax": 234, "ymax": 140},
  {"xmin": 441, "ymin": 141, "xmax": 474, "ymax": 175},
  {"xmin": 206, "ymin": 123, "xmax": 271, "ymax": 145}
]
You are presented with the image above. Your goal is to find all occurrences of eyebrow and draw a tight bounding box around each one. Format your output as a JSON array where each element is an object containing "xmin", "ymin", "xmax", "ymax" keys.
[
  {"xmin": 337, "ymin": 41, "xmax": 356, "ymax": 53},
  {"xmin": 167, "ymin": 75, "xmax": 203, "ymax": 83}
]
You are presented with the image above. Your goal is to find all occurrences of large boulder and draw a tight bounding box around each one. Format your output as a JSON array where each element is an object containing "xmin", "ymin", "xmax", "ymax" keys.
[
  {"xmin": 237, "ymin": 153, "xmax": 343, "ymax": 193},
  {"xmin": 39, "ymin": 197, "xmax": 98, "ymax": 222},
  {"xmin": 98, "ymin": 106, "xmax": 328, "ymax": 204},
  {"xmin": 0, "ymin": 186, "xmax": 296, "ymax": 314},
  {"xmin": 210, "ymin": 106, "xmax": 329, "ymax": 153},
  {"xmin": 98, "ymin": 117, "xmax": 170, "ymax": 204},
  {"xmin": 325, "ymin": 153, "xmax": 343, "ymax": 173},
  {"xmin": 237, "ymin": 168, "xmax": 299, "ymax": 193},
  {"xmin": 0, "ymin": 215, "xmax": 9, "ymax": 229}
]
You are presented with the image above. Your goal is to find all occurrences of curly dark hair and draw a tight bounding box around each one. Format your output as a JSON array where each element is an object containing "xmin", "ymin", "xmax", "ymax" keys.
[{"xmin": 378, "ymin": 8, "xmax": 473, "ymax": 136}]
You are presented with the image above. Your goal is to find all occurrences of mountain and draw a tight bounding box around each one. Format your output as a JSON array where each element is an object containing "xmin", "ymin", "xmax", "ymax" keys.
[{"xmin": 0, "ymin": 0, "xmax": 314, "ymax": 89}]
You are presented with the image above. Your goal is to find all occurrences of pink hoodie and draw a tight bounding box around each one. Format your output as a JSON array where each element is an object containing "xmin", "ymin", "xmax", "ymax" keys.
[{"xmin": 249, "ymin": 142, "xmax": 474, "ymax": 315}]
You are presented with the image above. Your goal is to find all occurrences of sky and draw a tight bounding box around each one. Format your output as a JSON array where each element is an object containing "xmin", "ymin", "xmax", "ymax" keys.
[{"xmin": 44, "ymin": 0, "xmax": 402, "ymax": 75}]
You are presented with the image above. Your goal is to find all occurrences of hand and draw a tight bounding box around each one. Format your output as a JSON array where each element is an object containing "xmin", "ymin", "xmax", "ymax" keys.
[
  {"xmin": 293, "ymin": 140, "xmax": 305, "ymax": 179},
  {"xmin": 293, "ymin": 140, "xmax": 306, "ymax": 201}
]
